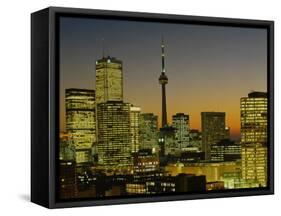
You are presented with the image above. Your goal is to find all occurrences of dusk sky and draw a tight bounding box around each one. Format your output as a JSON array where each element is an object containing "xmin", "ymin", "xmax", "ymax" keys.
[{"xmin": 59, "ymin": 16, "xmax": 267, "ymax": 140}]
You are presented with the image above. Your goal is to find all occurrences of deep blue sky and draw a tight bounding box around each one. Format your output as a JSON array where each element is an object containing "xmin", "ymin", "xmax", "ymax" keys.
[{"xmin": 59, "ymin": 16, "xmax": 267, "ymax": 139}]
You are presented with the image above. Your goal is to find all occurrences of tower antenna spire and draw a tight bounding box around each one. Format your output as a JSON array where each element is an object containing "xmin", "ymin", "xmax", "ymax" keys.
[
  {"xmin": 161, "ymin": 35, "xmax": 165, "ymax": 73},
  {"xmin": 159, "ymin": 35, "xmax": 168, "ymax": 127}
]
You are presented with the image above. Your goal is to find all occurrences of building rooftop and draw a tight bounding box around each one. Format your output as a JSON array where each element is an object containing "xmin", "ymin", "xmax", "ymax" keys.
[
  {"xmin": 65, "ymin": 88, "xmax": 95, "ymax": 93},
  {"xmin": 96, "ymin": 56, "xmax": 122, "ymax": 64},
  {"xmin": 248, "ymin": 91, "xmax": 267, "ymax": 98}
]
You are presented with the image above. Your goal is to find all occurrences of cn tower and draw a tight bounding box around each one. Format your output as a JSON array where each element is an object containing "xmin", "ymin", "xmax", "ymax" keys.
[{"xmin": 159, "ymin": 37, "xmax": 168, "ymax": 128}]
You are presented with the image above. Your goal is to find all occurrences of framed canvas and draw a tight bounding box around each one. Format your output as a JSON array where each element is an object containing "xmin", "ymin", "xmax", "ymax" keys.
[{"xmin": 31, "ymin": 7, "xmax": 274, "ymax": 208}]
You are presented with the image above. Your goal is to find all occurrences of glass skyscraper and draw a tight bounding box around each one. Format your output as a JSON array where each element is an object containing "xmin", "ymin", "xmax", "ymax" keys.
[
  {"xmin": 130, "ymin": 106, "xmax": 141, "ymax": 153},
  {"xmin": 241, "ymin": 92, "xmax": 267, "ymax": 187},
  {"xmin": 172, "ymin": 113, "xmax": 190, "ymax": 150},
  {"xmin": 65, "ymin": 88, "xmax": 96, "ymax": 164},
  {"xmin": 97, "ymin": 102, "xmax": 132, "ymax": 167},
  {"xmin": 95, "ymin": 56, "xmax": 133, "ymax": 169},
  {"xmin": 201, "ymin": 112, "xmax": 227, "ymax": 161},
  {"xmin": 95, "ymin": 56, "xmax": 123, "ymax": 104},
  {"xmin": 139, "ymin": 113, "xmax": 159, "ymax": 151}
]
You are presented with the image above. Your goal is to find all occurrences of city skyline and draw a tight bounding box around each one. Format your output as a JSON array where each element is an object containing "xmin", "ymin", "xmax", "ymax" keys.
[
  {"xmin": 59, "ymin": 17, "xmax": 267, "ymax": 140},
  {"xmin": 58, "ymin": 16, "xmax": 269, "ymax": 200}
]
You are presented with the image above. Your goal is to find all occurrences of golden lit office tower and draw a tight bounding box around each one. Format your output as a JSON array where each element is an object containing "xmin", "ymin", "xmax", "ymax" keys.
[
  {"xmin": 97, "ymin": 102, "xmax": 133, "ymax": 168},
  {"xmin": 139, "ymin": 113, "xmax": 159, "ymax": 151},
  {"xmin": 172, "ymin": 113, "xmax": 190, "ymax": 150},
  {"xmin": 201, "ymin": 112, "xmax": 227, "ymax": 161},
  {"xmin": 95, "ymin": 56, "xmax": 123, "ymax": 104},
  {"xmin": 130, "ymin": 106, "xmax": 141, "ymax": 153},
  {"xmin": 65, "ymin": 89, "xmax": 96, "ymax": 165},
  {"xmin": 241, "ymin": 92, "xmax": 268, "ymax": 187}
]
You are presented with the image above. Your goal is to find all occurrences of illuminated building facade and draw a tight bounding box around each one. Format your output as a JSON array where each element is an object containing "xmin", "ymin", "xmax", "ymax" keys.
[
  {"xmin": 126, "ymin": 174, "xmax": 206, "ymax": 195},
  {"xmin": 65, "ymin": 89, "xmax": 96, "ymax": 164},
  {"xmin": 139, "ymin": 113, "xmax": 159, "ymax": 151},
  {"xmin": 130, "ymin": 106, "xmax": 141, "ymax": 153},
  {"xmin": 165, "ymin": 161, "xmax": 240, "ymax": 183},
  {"xmin": 97, "ymin": 102, "xmax": 132, "ymax": 168},
  {"xmin": 241, "ymin": 92, "xmax": 268, "ymax": 187},
  {"xmin": 241, "ymin": 92, "xmax": 267, "ymax": 144},
  {"xmin": 95, "ymin": 55, "xmax": 135, "ymax": 169},
  {"xmin": 172, "ymin": 113, "xmax": 190, "ymax": 150},
  {"xmin": 133, "ymin": 149, "xmax": 159, "ymax": 173},
  {"xmin": 206, "ymin": 181, "xmax": 225, "ymax": 191},
  {"xmin": 95, "ymin": 56, "xmax": 123, "ymax": 104},
  {"xmin": 126, "ymin": 183, "xmax": 147, "ymax": 194},
  {"xmin": 210, "ymin": 139, "xmax": 241, "ymax": 162},
  {"xmin": 201, "ymin": 112, "xmax": 227, "ymax": 161}
]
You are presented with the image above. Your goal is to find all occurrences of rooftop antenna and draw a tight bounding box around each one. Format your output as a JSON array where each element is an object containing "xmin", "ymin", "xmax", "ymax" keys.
[{"xmin": 161, "ymin": 34, "xmax": 165, "ymax": 73}]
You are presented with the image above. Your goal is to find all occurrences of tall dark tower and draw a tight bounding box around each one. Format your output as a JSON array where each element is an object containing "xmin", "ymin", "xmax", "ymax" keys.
[{"xmin": 159, "ymin": 37, "xmax": 168, "ymax": 128}]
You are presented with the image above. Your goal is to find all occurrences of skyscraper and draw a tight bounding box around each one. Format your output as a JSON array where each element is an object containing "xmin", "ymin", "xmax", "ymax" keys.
[
  {"xmin": 95, "ymin": 56, "xmax": 123, "ymax": 104},
  {"xmin": 241, "ymin": 92, "xmax": 267, "ymax": 187},
  {"xmin": 172, "ymin": 113, "xmax": 190, "ymax": 150},
  {"xmin": 130, "ymin": 106, "xmax": 141, "ymax": 153},
  {"xmin": 158, "ymin": 37, "xmax": 168, "ymax": 128},
  {"xmin": 95, "ymin": 55, "xmax": 133, "ymax": 169},
  {"xmin": 139, "ymin": 113, "xmax": 159, "ymax": 151},
  {"xmin": 97, "ymin": 102, "xmax": 132, "ymax": 168},
  {"xmin": 65, "ymin": 89, "xmax": 96, "ymax": 164},
  {"xmin": 201, "ymin": 112, "xmax": 227, "ymax": 161}
]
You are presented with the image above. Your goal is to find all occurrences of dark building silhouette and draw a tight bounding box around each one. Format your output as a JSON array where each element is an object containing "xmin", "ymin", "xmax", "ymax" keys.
[
  {"xmin": 201, "ymin": 112, "xmax": 227, "ymax": 161},
  {"xmin": 175, "ymin": 174, "xmax": 206, "ymax": 192},
  {"xmin": 59, "ymin": 160, "xmax": 77, "ymax": 199},
  {"xmin": 159, "ymin": 126, "xmax": 176, "ymax": 157}
]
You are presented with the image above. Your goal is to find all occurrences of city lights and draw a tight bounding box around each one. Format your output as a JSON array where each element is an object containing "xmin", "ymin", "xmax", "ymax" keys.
[{"xmin": 59, "ymin": 39, "xmax": 268, "ymax": 199}]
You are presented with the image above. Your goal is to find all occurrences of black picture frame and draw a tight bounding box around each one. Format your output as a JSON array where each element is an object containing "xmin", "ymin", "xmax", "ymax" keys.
[{"xmin": 31, "ymin": 6, "xmax": 274, "ymax": 208}]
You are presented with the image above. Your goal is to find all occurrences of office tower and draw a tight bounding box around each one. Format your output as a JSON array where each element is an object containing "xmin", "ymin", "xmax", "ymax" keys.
[
  {"xmin": 95, "ymin": 56, "xmax": 123, "ymax": 104},
  {"xmin": 139, "ymin": 113, "xmax": 159, "ymax": 151},
  {"xmin": 172, "ymin": 113, "xmax": 190, "ymax": 150},
  {"xmin": 201, "ymin": 112, "xmax": 226, "ymax": 161},
  {"xmin": 210, "ymin": 139, "xmax": 241, "ymax": 162},
  {"xmin": 95, "ymin": 55, "xmax": 134, "ymax": 169},
  {"xmin": 65, "ymin": 89, "xmax": 96, "ymax": 164},
  {"xmin": 130, "ymin": 106, "xmax": 141, "ymax": 153},
  {"xmin": 97, "ymin": 102, "xmax": 132, "ymax": 168},
  {"xmin": 241, "ymin": 92, "xmax": 268, "ymax": 187},
  {"xmin": 158, "ymin": 37, "xmax": 168, "ymax": 128}
]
